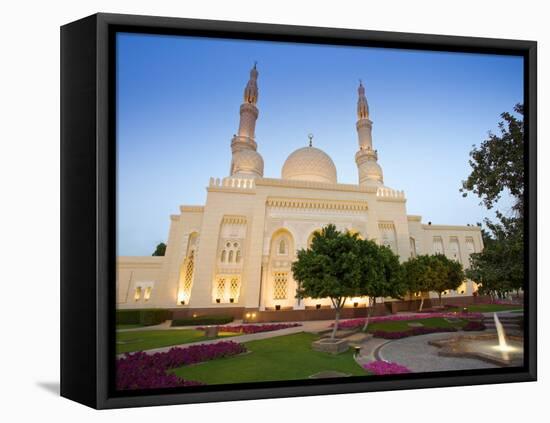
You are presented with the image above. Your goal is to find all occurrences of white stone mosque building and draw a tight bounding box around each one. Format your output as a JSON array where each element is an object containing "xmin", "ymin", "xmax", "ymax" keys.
[{"xmin": 117, "ymin": 65, "xmax": 483, "ymax": 321}]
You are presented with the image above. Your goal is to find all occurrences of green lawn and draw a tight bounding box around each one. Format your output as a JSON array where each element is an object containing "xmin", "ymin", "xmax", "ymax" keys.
[
  {"xmin": 116, "ymin": 324, "xmax": 148, "ymax": 330},
  {"xmin": 366, "ymin": 317, "xmax": 467, "ymax": 333},
  {"xmin": 171, "ymin": 332, "xmax": 367, "ymax": 384},
  {"xmin": 116, "ymin": 329, "xmax": 239, "ymax": 354},
  {"xmin": 450, "ymin": 304, "xmax": 523, "ymax": 313}
]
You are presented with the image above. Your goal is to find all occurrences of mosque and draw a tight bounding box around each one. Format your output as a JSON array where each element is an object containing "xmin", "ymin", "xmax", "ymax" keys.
[{"xmin": 116, "ymin": 65, "xmax": 483, "ymax": 321}]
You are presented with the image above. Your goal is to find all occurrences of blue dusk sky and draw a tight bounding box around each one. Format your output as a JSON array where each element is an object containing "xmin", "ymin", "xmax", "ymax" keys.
[{"xmin": 116, "ymin": 32, "xmax": 523, "ymax": 256}]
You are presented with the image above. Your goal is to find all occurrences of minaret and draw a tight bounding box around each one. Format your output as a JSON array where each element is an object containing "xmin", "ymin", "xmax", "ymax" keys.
[
  {"xmin": 230, "ymin": 63, "xmax": 264, "ymax": 178},
  {"xmin": 355, "ymin": 81, "xmax": 383, "ymax": 185}
]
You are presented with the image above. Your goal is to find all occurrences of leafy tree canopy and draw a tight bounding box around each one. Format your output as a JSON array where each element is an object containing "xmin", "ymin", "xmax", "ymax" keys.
[
  {"xmin": 292, "ymin": 224, "xmax": 361, "ymax": 339},
  {"xmin": 152, "ymin": 242, "xmax": 167, "ymax": 256},
  {"xmin": 461, "ymin": 104, "xmax": 525, "ymax": 297}
]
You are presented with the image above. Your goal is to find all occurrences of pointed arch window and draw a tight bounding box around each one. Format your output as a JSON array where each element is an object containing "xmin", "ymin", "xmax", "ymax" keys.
[
  {"xmin": 228, "ymin": 250, "xmax": 234, "ymax": 263},
  {"xmin": 221, "ymin": 250, "xmax": 226, "ymax": 263},
  {"xmin": 144, "ymin": 286, "xmax": 152, "ymax": 301},
  {"xmin": 236, "ymin": 250, "xmax": 242, "ymax": 263},
  {"xmin": 278, "ymin": 239, "xmax": 287, "ymax": 255}
]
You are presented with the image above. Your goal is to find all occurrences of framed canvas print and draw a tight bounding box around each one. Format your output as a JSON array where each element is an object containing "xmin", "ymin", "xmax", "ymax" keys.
[{"xmin": 60, "ymin": 13, "xmax": 537, "ymax": 409}]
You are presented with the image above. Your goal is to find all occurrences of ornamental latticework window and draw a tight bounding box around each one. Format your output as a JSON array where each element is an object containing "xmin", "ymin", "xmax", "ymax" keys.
[
  {"xmin": 182, "ymin": 251, "xmax": 195, "ymax": 298},
  {"xmin": 273, "ymin": 272, "xmax": 288, "ymax": 300},
  {"xmin": 215, "ymin": 277, "xmax": 226, "ymax": 300},
  {"xmin": 229, "ymin": 277, "xmax": 241, "ymax": 300}
]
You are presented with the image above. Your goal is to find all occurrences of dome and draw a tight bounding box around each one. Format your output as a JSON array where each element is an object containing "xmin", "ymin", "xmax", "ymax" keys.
[
  {"xmin": 282, "ymin": 146, "xmax": 337, "ymax": 184},
  {"xmin": 231, "ymin": 149, "xmax": 264, "ymax": 178}
]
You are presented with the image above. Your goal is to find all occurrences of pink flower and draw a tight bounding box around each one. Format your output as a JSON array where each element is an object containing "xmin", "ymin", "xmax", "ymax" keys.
[
  {"xmin": 364, "ymin": 360, "xmax": 411, "ymax": 375},
  {"xmin": 116, "ymin": 341, "xmax": 246, "ymax": 390}
]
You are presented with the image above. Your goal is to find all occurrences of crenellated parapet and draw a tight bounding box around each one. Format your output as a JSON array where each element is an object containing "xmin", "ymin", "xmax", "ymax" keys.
[{"xmin": 209, "ymin": 176, "xmax": 257, "ymax": 191}]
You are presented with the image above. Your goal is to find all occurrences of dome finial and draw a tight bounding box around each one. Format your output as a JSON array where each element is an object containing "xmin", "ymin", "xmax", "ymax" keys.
[{"xmin": 308, "ymin": 133, "xmax": 314, "ymax": 147}]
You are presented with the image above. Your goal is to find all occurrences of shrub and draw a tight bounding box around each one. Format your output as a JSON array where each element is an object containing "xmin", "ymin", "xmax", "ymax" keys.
[
  {"xmin": 117, "ymin": 341, "xmax": 246, "ymax": 390},
  {"xmin": 364, "ymin": 360, "xmax": 411, "ymax": 375},
  {"xmin": 171, "ymin": 315, "xmax": 234, "ymax": 327},
  {"xmin": 116, "ymin": 309, "xmax": 172, "ymax": 326},
  {"xmin": 462, "ymin": 320, "xmax": 486, "ymax": 331}
]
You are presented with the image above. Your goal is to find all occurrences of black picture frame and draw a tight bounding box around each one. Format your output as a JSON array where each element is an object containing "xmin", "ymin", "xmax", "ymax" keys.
[{"xmin": 60, "ymin": 12, "xmax": 537, "ymax": 409}]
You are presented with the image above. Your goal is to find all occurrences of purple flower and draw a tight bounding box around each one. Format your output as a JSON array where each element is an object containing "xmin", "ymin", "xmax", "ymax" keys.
[
  {"xmin": 116, "ymin": 341, "xmax": 246, "ymax": 390},
  {"xmin": 364, "ymin": 360, "xmax": 411, "ymax": 375}
]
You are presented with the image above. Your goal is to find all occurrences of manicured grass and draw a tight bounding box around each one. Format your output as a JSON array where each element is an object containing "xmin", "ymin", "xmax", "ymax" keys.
[
  {"xmin": 171, "ymin": 332, "xmax": 367, "ymax": 384},
  {"xmin": 366, "ymin": 317, "xmax": 467, "ymax": 333},
  {"xmin": 450, "ymin": 304, "xmax": 523, "ymax": 313},
  {"xmin": 117, "ymin": 324, "xmax": 148, "ymax": 330},
  {"xmin": 116, "ymin": 329, "xmax": 239, "ymax": 354}
]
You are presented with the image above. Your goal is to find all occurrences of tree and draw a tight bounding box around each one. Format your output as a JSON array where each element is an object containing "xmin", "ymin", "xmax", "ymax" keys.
[
  {"xmin": 152, "ymin": 242, "xmax": 167, "ymax": 256},
  {"xmin": 466, "ymin": 217, "xmax": 523, "ymax": 300},
  {"xmin": 292, "ymin": 225, "xmax": 361, "ymax": 340},
  {"xmin": 403, "ymin": 255, "xmax": 465, "ymax": 309},
  {"xmin": 430, "ymin": 254, "xmax": 465, "ymax": 306},
  {"xmin": 460, "ymin": 104, "xmax": 525, "ymax": 296},
  {"xmin": 402, "ymin": 255, "xmax": 433, "ymax": 311},
  {"xmin": 461, "ymin": 103, "xmax": 524, "ymax": 218},
  {"xmin": 356, "ymin": 240, "xmax": 404, "ymax": 331}
]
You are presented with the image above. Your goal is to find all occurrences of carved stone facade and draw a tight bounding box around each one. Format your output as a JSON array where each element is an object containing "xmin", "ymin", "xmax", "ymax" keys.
[{"xmin": 116, "ymin": 65, "xmax": 484, "ymax": 316}]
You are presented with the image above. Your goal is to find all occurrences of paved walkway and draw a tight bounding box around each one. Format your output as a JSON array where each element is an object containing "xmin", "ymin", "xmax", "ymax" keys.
[
  {"xmin": 372, "ymin": 331, "xmax": 499, "ymax": 372},
  {"xmin": 120, "ymin": 320, "xmax": 334, "ymax": 356}
]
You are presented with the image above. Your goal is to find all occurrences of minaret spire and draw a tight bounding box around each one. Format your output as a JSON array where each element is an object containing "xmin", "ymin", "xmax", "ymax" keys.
[
  {"xmin": 357, "ymin": 79, "xmax": 370, "ymax": 120},
  {"xmin": 354, "ymin": 80, "xmax": 383, "ymax": 185},
  {"xmin": 229, "ymin": 63, "xmax": 264, "ymax": 178},
  {"xmin": 243, "ymin": 61, "xmax": 259, "ymax": 104}
]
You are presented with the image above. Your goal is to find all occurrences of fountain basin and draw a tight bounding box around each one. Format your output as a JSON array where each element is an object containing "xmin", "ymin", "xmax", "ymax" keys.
[{"xmin": 429, "ymin": 334, "xmax": 523, "ymax": 367}]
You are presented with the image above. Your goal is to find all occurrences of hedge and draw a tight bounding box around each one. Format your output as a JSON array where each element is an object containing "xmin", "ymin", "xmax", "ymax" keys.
[
  {"xmin": 116, "ymin": 309, "xmax": 172, "ymax": 326},
  {"xmin": 171, "ymin": 316, "xmax": 234, "ymax": 327}
]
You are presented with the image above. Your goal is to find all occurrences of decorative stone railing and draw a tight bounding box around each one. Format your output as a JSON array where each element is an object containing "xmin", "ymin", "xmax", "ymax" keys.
[
  {"xmin": 376, "ymin": 187, "xmax": 405, "ymax": 200},
  {"xmin": 209, "ymin": 177, "xmax": 256, "ymax": 189}
]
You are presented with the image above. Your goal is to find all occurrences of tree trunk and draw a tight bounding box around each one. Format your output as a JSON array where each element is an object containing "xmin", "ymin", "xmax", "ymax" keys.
[
  {"xmin": 438, "ymin": 293, "xmax": 443, "ymax": 306},
  {"xmin": 330, "ymin": 308, "xmax": 341, "ymax": 340},
  {"xmin": 419, "ymin": 297, "xmax": 425, "ymax": 312},
  {"xmin": 362, "ymin": 297, "xmax": 375, "ymax": 332}
]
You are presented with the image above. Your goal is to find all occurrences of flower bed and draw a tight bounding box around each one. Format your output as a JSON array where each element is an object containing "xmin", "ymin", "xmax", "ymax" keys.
[
  {"xmin": 371, "ymin": 326, "xmax": 458, "ymax": 339},
  {"xmin": 117, "ymin": 341, "xmax": 246, "ymax": 390},
  {"xmin": 336, "ymin": 312, "xmax": 483, "ymax": 330},
  {"xmin": 364, "ymin": 360, "xmax": 411, "ymax": 375},
  {"xmin": 200, "ymin": 323, "xmax": 302, "ymax": 334},
  {"xmin": 462, "ymin": 320, "xmax": 486, "ymax": 331}
]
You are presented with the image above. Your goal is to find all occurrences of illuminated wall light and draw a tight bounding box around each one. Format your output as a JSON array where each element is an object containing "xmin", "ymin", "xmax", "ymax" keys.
[
  {"xmin": 252, "ymin": 313, "xmax": 256, "ymax": 318},
  {"xmin": 245, "ymin": 313, "xmax": 251, "ymax": 318}
]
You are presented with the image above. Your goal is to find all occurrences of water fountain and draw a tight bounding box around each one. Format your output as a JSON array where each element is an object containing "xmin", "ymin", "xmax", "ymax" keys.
[{"xmin": 429, "ymin": 313, "xmax": 523, "ymax": 367}]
